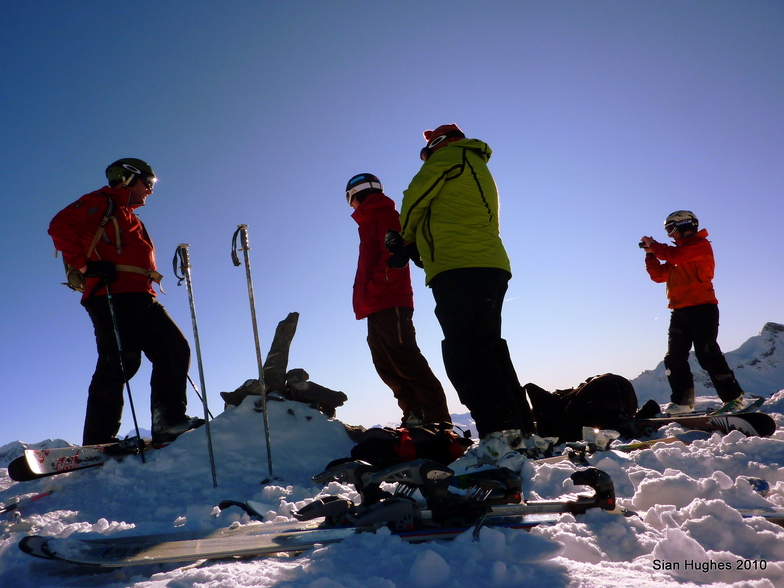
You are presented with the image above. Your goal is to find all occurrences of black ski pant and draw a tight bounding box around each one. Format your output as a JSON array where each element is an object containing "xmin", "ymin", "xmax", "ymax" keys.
[
  {"xmin": 430, "ymin": 267, "xmax": 533, "ymax": 438},
  {"xmin": 366, "ymin": 307, "xmax": 450, "ymax": 425},
  {"xmin": 82, "ymin": 293, "xmax": 190, "ymax": 445},
  {"xmin": 665, "ymin": 303, "xmax": 743, "ymax": 404}
]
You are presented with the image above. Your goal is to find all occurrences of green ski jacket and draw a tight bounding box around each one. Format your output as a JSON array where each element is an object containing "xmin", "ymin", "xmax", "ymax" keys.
[{"xmin": 400, "ymin": 138, "xmax": 511, "ymax": 285}]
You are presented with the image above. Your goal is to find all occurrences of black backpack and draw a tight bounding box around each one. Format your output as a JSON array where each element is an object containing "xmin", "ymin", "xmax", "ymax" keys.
[{"xmin": 522, "ymin": 373, "xmax": 638, "ymax": 442}]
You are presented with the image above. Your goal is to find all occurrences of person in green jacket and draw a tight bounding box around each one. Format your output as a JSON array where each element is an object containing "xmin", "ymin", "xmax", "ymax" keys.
[{"xmin": 398, "ymin": 124, "xmax": 534, "ymax": 470}]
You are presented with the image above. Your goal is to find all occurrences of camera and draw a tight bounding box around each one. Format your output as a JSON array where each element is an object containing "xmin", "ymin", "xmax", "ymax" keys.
[{"xmin": 638, "ymin": 242, "xmax": 646, "ymax": 249}]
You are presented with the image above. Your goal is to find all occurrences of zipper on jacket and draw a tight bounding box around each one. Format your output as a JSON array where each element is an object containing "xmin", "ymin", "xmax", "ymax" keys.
[{"xmin": 423, "ymin": 207, "xmax": 435, "ymax": 262}]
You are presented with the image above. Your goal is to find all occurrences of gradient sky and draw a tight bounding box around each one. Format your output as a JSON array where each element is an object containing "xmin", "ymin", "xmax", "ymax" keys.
[{"xmin": 2, "ymin": 1, "xmax": 782, "ymax": 445}]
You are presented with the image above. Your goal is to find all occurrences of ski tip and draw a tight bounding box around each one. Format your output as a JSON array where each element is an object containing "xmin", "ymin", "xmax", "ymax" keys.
[
  {"xmin": 18, "ymin": 536, "xmax": 54, "ymax": 560},
  {"xmin": 217, "ymin": 500, "xmax": 265, "ymax": 520},
  {"xmin": 7, "ymin": 456, "xmax": 43, "ymax": 482}
]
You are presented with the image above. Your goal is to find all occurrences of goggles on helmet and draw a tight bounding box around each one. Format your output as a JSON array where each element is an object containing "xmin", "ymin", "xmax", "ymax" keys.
[
  {"xmin": 664, "ymin": 219, "xmax": 695, "ymax": 236},
  {"xmin": 346, "ymin": 178, "xmax": 383, "ymax": 203},
  {"xmin": 420, "ymin": 130, "xmax": 465, "ymax": 161}
]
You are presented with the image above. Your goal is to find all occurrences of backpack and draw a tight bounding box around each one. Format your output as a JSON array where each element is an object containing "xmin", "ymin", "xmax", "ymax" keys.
[
  {"xmin": 347, "ymin": 425, "xmax": 473, "ymax": 469},
  {"xmin": 522, "ymin": 373, "xmax": 638, "ymax": 442},
  {"xmin": 59, "ymin": 194, "xmax": 116, "ymax": 293}
]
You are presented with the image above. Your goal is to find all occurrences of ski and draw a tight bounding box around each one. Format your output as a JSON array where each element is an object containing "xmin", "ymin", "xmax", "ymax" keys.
[
  {"xmin": 18, "ymin": 514, "xmax": 555, "ymax": 567},
  {"xmin": 19, "ymin": 462, "xmax": 622, "ymax": 567},
  {"xmin": 635, "ymin": 411, "xmax": 776, "ymax": 437},
  {"xmin": 7, "ymin": 438, "xmax": 156, "ymax": 482},
  {"xmin": 737, "ymin": 509, "xmax": 784, "ymax": 527},
  {"xmin": 535, "ymin": 429, "xmax": 712, "ymax": 466},
  {"xmin": 657, "ymin": 396, "xmax": 767, "ymax": 419},
  {"xmin": 21, "ymin": 499, "xmax": 783, "ymax": 567}
]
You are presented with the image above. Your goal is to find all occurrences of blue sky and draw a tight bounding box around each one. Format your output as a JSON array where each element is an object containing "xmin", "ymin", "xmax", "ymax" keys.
[{"xmin": 1, "ymin": 1, "xmax": 782, "ymax": 444}]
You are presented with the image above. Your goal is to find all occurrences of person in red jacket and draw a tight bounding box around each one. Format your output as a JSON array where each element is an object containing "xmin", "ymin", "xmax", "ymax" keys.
[
  {"xmin": 641, "ymin": 210, "xmax": 744, "ymax": 415},
  {"xmin": 347, "ymin": 173, "xmax": 450, "ymax": 427},
  {"xmin": 49, "ymin": 158, "xmax": 201, "ymax": 445}
]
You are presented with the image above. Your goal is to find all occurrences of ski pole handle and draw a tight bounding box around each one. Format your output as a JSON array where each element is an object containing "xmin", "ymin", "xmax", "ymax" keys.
[
  {"xmin": 231, "ymin": 224, "xmax": 249, "ymax": 266},
  {"xmin": 173, "ymin": 244, "xmax": 191, "ymax": 286}
]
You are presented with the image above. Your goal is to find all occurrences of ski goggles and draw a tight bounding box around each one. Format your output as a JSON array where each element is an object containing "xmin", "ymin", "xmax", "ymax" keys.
[
  {"xmin": 664, "ymin": 220, "xmax": 693, "ymax": 236},
  {"xmin": 346, "ymin": 179, "xmax": 383, "ymax": 203},
  {"xmin": 138, "ymin": 174, "xmax": 157, "ymax": 190}
]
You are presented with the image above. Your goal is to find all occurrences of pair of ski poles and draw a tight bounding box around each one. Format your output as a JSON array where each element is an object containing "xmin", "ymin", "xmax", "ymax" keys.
[
  {"xmin": 105, "ymin": 225, "xmax": 273, "ymax": 488},
  {"xmin": 175, "ymin": 225, "xmax": 274, "ymax": 483}
]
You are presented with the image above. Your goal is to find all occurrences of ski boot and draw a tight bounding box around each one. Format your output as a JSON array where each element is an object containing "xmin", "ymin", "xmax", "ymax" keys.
[
  {"xmin": 448, "ymin": 429, "xmax": 522, "ymax": 475},
  {"xmin": 152, "ymin": 415, "xmax": 205, "ymax": 444}
]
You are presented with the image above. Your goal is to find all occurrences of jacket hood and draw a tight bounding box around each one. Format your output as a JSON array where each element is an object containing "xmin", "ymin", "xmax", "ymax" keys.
[
  {"xmin": 351, "ymin": 192, "xmax": 397, "ymax": 224},
  {"xmin": 443, "ymin": 138, "xmax": 492, "ymax": 162}
]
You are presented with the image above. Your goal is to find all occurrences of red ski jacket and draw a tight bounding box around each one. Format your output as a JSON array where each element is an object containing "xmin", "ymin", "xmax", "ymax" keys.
[
  {"xmin": 645, "ymin": 229, "xmax": 718, "ymax": 309},
  {"xmin": 49, "ymin": 186, "xmax": 159, "ymax": 300},
  {"xmin": 352, "ymin": 193, "xmax": 414, "ymax": 320}
]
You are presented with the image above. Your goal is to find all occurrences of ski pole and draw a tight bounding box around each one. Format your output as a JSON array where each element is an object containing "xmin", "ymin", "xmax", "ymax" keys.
[
  {"xmin": 174, "ymin": 244, "xmax": 218, "ymax": 488},
  {"xmin": 104, "ymin": 283, "xmax": 146, "ymax": 462},
  {"xmin": 231, "ymin": 224, "xmax": 274, "ymax": 481}
]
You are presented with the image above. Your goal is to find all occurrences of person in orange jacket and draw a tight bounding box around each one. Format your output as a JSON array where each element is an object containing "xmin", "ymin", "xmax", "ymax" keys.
[
  {"xmin": 49, "ymin": 158, "xmax": 202, "ymax": 445},
  {"xmin": 641, "ymin": 210, "xmax": 744, "ymax": 415},
  {"xmin": 347, "ymin": 173, "xmax": 450, "ymax": 427}
]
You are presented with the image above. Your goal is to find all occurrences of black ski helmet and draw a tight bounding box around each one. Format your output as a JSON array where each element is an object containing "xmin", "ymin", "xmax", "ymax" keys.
[
  {"xmin": 105, "ymin": 158, "xmax": 157, "ymax": 189},
  {"xmin": 346, "ymin": 173, "xmax": 383, "ymax": 204}
]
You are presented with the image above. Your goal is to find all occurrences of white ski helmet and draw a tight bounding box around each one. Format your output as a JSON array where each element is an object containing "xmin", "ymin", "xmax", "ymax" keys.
[{"xmin": 664, "ymin": 210, "xmax": 698, "ymax": 235}]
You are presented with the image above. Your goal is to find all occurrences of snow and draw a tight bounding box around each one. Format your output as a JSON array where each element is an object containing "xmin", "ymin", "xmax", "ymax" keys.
[{"xmin": 2, "ymin": 325, "xmax": 784, "ymax": 587}]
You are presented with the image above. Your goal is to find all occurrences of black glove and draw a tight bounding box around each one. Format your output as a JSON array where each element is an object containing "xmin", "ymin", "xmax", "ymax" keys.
[
  {"xmin": 84, "ymin": 260, "xmax": 117, "ymax": 283},
  {"xmin": 384, "ymin": 230, "xmax": 424, "ymax": 269},
  {"xmin": 385, "ymin": 230, "xmax": 410, "ymax": 268},
  {"xmin": 387, "ymin": 251, "xmax": 410, "ymax": 269},
  {"xmin": 384, "ymin": 230, "xmax": 405, "ymax": 254}
]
